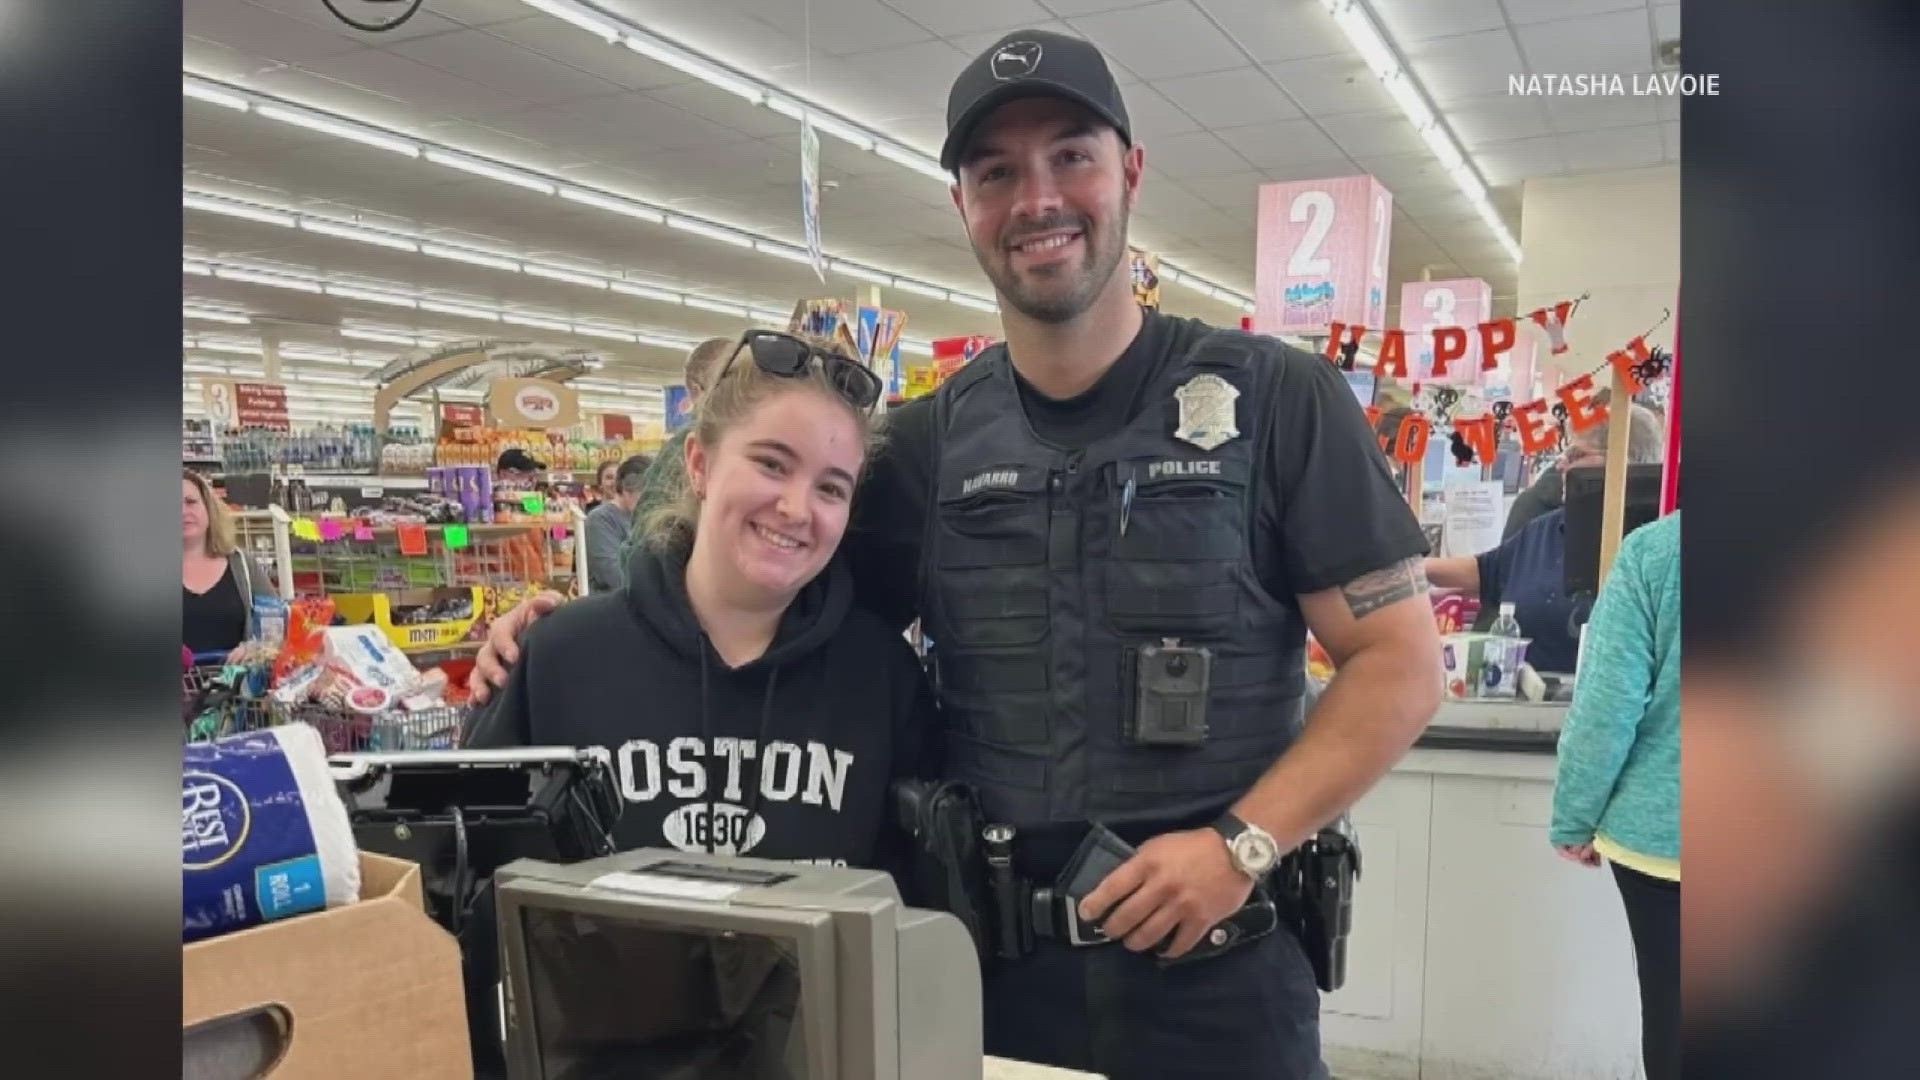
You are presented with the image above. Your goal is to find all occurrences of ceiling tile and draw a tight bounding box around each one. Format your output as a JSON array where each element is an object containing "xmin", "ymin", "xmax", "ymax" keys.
[
  {"xmin": 1153, "ymin": 69, "xmax": 1302, "ymax": 128},
  {"xmin": 403, "ymin": 0, "xmax": 536, "ymax": 28},
  {"xmin": 642, "ymin": 83, "xmax": 802, "ymax": 139},
  {"xmin": 1143, "ymin": 130, "xmax": 1254, "ymax": 179},
  {"xmin": 881, "ymin": 0, "xmax": 1053, "ymax": 37},
  {"xmin": 243, "ymin": 0, "xmax": 472, "ymax": 43},
  {"xmin": 1501, "ymin": 0, "xmax": 1643, "ymax": 26},
  {"xmin": 1367, "ymin": 0, "xmax": 1507, "ymax": 44},
  {"xmin": 1473, "ymin": 135, "xmax": 1566, "ymax": 186},
  {"xmin": 186, "ymin": 0, "xmax": 368, "ymax": 64},
  {"xmin": 1038, "ymin": 0, "xmax": 1165, "ymax": 17},
  {"xmin": 1445, "ymin": 94, "xmax": 1556, "ymax": 148},
  {"xmin": 1558, "ymin": 123, "xmax": 1664, "ymax": 175},
  {"xmin": 1652, "ymin": 5, "xmax": 1679, "ymax": 43},
  {"xmin": 1175, "ymin": 171, "xmax": 1266, "ymax": 215},
  {"xmin": 1316, "ymin": 110, "xmax": 1426, "ymax": 159},
  {"xmin": 1259, "ymin": 158, "xmax": 1373, "ymax": 184},
  {"xmin": 389, "ymin": 29, "xmax": 624, "ymax": 106},
  {"xmin": 1068, "ymin": 2, "xmax": 1247, "ymax": 81},
  {"xmin": 1214, "ymin": 117, "xmax": 1345, "ymax": 169},
  {"xmin": 731, "ymin": 0, "xmax": 940, "ymax": 56},
  {"xmin": 947, "ymin": 19, "xmax": 1078, "ymax": 57},
  {"xmin": 1543, "ymin": 92, "xmax": 1661, "ymax": 135},
  {"xmin": 595, "ymin": 3, "xmax": 811, "ymax": 77},
  {"xmin": 294, "ymin": 49, "xmax": 537, "ymax": 118},
  {"xmin": 478, "ymin": 20, "xmax": 691, "ymax": 92},
  {"xmin": 1263, "ymin": 53, "xmax": 1397, "ymax": 116},
  {"xmin": 1517, "ymin": 9, "xmax": 1655, "ymax": 78},
  {"xmin": 763, "ymin": 39, "xmax": 971, "ymax": 122},
  {"xmin": 1403, "ymin": 29, "xmax": 1527, "ymax": 106},
  {"xmin": 1349, "ymin": 150, "xmax": 1446, "ymax": 191},
  {"xmin": 1123, "ymin": 84, "xmax": 1204, "ymax": 139},
  {"xmin": 1189, "ymin": 0, "xmax": 1349, "ymax": 64}
]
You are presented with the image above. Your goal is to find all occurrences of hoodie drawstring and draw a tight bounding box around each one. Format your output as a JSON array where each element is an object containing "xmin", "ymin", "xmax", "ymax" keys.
[
  {"xmin": 699, "ymin": 640, "xmax": 781, "ymax": 857},
  {"xmin": 742, "ymin": 666, "xmax": 779, "ymax": 848}
]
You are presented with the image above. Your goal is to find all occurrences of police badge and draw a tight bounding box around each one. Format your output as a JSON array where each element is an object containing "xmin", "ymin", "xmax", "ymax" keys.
[{"xmin": 1173, "ymin": 374, "xmax": 1240, "ymax": 451}]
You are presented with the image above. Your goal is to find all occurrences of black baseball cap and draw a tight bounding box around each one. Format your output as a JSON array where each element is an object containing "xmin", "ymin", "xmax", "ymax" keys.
[
  {"xmin": 941, "ymin": 30, "xmax": 1132, "ymax": 173},
  {"xmin": 496, "ymin": 448, "xmax": 546, "ymax": 473}
]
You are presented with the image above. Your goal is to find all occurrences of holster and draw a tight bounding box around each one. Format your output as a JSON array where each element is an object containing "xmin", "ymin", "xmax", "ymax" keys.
[
  {"xmin": 1274, "ymin": 818, "xmax": 1362, "ymax": 992},
  {"xmin": 890, "ymin": 779, "xmax": 994, "ymax": 966}
]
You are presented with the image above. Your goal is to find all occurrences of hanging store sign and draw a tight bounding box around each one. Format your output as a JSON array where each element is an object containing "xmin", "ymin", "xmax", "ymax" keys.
[
  {"xmin": 487, "ymin": 378, "xmax": 578, "ymax": 429},
  {"xmin": 1255, "ymin": 174, "xmax": 1393, "ymax": 335},
  {"xmin": 1400, "ymin": 279, "xmax": 1491, "ymax": 384},
  {"xmin": 201, "ymin": 378, "xmax": 290, "ymax": 431}
]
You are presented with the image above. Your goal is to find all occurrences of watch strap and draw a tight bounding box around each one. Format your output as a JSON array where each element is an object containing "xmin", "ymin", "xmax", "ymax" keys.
[{"xmin": 1210, "ymin": 811, "xmax": 1248, "ymax": 845}]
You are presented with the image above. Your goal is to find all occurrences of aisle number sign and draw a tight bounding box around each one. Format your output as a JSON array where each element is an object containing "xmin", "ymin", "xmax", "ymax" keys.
[
  {"xmin": 200, "ymin": 377, "xmax": 290, "ymax": 432},
  {"xmin": 1399, "ymin": 279, "xmax": 1491, "ymax": 384},
  {"xmin": 1254, "ymin": 175, "xmax": 1393, "ymax": 336},
  {"xmin": 801, "ymin": 116, "xmax": 825, "ymax": 284}
]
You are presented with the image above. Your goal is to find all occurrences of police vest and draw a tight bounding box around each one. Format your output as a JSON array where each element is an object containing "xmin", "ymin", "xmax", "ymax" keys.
[{"xmin": 921, "ymin": 331, "xmax": 1306, "ymax": 829}]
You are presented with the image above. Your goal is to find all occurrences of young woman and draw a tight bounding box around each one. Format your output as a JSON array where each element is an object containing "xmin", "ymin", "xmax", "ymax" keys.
[
  {"xmin": 585, "ymin": 458, "xmax": 619, "ymax": 513},
  {"xmin": 183, "ymin": 470, "xmax": 273, "ymax": 656},
  {"xmin": 464, "ymin": 331, "xmax": 940, "ymax": 871}
]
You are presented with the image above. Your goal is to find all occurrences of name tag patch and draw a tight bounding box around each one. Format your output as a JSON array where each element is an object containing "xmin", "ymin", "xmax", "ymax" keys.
[{"xmin": 962, "ymin": 469, "xmax": 1021, "ymax": 496}]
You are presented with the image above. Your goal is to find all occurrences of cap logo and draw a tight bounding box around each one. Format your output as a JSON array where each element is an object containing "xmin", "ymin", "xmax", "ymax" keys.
[{"xmin": 990, "ymin": 41, "xmax": 1043, "ymax": 81}]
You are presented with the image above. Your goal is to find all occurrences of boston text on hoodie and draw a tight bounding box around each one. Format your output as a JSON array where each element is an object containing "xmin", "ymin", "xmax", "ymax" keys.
[{"xmin": 464, "ymin": 546, "xmax": 941, "ymax": 873}]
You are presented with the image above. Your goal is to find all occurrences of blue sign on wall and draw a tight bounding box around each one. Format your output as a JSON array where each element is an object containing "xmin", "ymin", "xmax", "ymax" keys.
[{"xmin": 664, "ymin": 384, "xmax": 694, "ymax": 433}]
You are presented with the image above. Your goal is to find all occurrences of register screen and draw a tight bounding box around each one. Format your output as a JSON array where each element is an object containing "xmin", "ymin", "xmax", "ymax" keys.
[{"xmin": 520, "ymin": 906, "xmax": 809, "ymax": 1080}]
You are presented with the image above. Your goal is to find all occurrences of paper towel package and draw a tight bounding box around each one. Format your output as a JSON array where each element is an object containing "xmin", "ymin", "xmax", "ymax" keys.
[{"xmin": 182, "ymin": 853, "xmax": 471, "ymax": 1080}]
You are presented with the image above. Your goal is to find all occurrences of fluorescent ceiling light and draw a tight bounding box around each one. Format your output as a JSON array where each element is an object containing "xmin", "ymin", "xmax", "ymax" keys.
[
  {"xmin": 183, "ymin": 260, "xmax": 212, "ymax": 276},
  {"xmin": 636, "ymin": 333, "xmax": 695, "ymax": 349},
  {"xmin": 1317, "ymin": 0, "xmax": 1518, "ymax": 263},
  {"xmin": 183, "ymin": 73, "xmax": 1069, "ymax": 311},
  {"xmin": 193, "ymin": 340, "xmax": 265, "ymax": 357},
  {"xmin": 423, "ymin": 149, "xmax": 557, "ymax": 194},
  {"xmin": 831, "ymin": 261, "xmax": 894, "ymax": 287},
  {"xmin": 216, "ymin": 267, "xmax": 322, "ymax": 292},
  {"xmin": 524, "ymin": 265, "xmax": 610, "ymax": 289},
  {"xmin": 301, "ymin": 219, "xmax": 419, "ymax": 252},
  {"xmin": 666, "ymin": 216, "xmax": 754, "ymax": 248},
  {"xmin": 571, "ymin": 324, "xmax": 639, "ymax": 343},
  {"xmin": 898, "ymin": 340, "xmax": 933, "ymax": 357},
  {"xmin": 558, "ymin": 186, "xmax": 666, "ymax": 223},
  {"xmin": 754, "ymin": 240, "xmax": 813, "ymax": 265},
  {"xmin": 341, "ymin": 328, "xmax": 420, "ymax": 346},
  {"xmin": 255, "ymin": 104, "xmax": 421, "ymax": 158},
  {"xmin": 520, "ymin": 0, "xmax": 620, "ymax": 40},
  {"xmin": 618, "ymin": 35, "xmax": 764, "ymax": 102},
  {"xmin": 419, "ymin": 300, "xmax": 502, "ymax": 321},
  {"xmin": 764, "ymin": 96, "xmax": 805, "ymax": 122},
  {"xmin": 748, "ymin": 307, "xmax": 788, "ymax": 325},
  {"xmin": 610, "ymin": 282, "xmax": 683, "ymax": 304},
  {"xmin": 184, "ymin": 306, "xmax": 251, "ymax": 325},
  {"xmin": 324, "ymin": 284, "xmax": 418, "ymax": 308},
  {"xmin": 805, "ymin": 113, "xmax": 875, "ymax": 152},
  {"xmin": 891, "ymin": 279, "xmax": 950, "ymax": 301},
  {"xmin": 874, "ymin": 143, "xmax": 951, "ymax": 182},
  {"xmin": 419, "ymin": 243, "xmax": 520, "ymax": 271},
  {"xmin": 683, "ymin": 297, "xmax": 749, "ymax": 317},
  {"xmin": 185, "ymin": 193, "xmax": 295, "ymax": 227},
  {"xmin": 948, "ymin": 293, "xmax": 999, "ymax": 314},
  {"xmin": 503, "ymin": 313, "xmax": 576, "ymax": 332},
  {"xmin": 182, "ymin": 79, "xmax": 248, "ymax": 111}
]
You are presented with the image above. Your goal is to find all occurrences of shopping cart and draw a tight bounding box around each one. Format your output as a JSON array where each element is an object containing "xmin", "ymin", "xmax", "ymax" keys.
[{"xmin": 183, "ymin": 651, "xmax": 469, "ymax": 751}]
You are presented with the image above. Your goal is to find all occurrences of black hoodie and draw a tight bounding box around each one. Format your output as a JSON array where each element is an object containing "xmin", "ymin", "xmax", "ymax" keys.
[{"xmin": 465, "ymin": 545, "xmax": 941, "ymax": 872}]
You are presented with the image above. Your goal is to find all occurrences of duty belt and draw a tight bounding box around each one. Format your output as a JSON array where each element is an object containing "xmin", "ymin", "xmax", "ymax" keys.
[{"xmin": 983, "ymin": 822, "xmax": 1280, "ymax": 963}]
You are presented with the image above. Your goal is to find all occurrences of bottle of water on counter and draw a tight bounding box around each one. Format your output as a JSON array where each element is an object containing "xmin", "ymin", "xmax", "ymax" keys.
[{"xmin": 1489, "ymin": 602, "xmax": 1522, "ymax": 640}]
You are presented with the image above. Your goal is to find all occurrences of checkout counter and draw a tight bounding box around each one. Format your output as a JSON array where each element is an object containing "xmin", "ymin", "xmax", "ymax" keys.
[{"xmin": 1321, "ymin": 699, "xmax": 1644, "ymax": 1080}]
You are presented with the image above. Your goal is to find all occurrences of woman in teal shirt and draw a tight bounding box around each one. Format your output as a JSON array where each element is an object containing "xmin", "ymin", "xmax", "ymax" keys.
[{"xmin": 1550, "ymin": 509, "xmax": 1680, "ymax": 1080}]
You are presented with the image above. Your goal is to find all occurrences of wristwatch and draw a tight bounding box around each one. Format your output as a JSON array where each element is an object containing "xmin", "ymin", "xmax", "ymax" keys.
[{"xmin": 1211, "ymin": 812, "xmax": 1281, "ymax": 881}]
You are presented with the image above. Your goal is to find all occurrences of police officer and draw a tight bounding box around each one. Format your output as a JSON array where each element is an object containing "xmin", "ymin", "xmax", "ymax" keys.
[{"xmin": 471, "ymin": 30, "xmax": 1442, "ymax": 1080}]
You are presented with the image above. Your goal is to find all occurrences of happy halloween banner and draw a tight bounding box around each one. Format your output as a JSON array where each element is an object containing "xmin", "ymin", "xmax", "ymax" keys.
[{"xmin": 1320, "ymin": 299, "xmax": 1671, "ymax": 465}]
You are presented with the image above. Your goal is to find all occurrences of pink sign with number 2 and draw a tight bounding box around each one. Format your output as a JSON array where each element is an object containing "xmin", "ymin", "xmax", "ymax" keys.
[{"xmin": 1254, "ymin": 175, "xmax": 1393, "ymax": 336}]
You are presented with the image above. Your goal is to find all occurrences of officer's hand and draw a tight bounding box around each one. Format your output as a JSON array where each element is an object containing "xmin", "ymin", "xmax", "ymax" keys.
[
  {"xmin": 1078, "ymin": 828, "xmax": 1255, "ymax": 960},
  {"xmin": 467, "ymin": 590, "xmax": 565, "ymax": 704}
]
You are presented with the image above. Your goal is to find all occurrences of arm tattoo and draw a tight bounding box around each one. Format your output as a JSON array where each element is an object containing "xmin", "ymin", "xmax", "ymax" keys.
[{"xmin": 1340, "ymin": 557, "xmax": 1430, "ymax": 619}]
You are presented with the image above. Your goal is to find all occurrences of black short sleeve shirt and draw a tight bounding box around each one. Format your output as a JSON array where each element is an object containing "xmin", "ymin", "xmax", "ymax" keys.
[{"xmin": 845, "ymin": 311, "xmax": 1429, "ymax": 630}]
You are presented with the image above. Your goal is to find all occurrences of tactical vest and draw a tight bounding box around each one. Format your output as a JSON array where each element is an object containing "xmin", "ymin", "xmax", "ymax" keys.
[{"xmin": 921, "ymin": 331, "xmax": 1307, "ymax": 829}]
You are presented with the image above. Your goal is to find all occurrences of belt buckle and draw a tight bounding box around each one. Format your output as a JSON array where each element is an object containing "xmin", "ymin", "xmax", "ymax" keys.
[{"xmin": 1063, "ymin": 900, "xmax": 1109, "ymax": 947}]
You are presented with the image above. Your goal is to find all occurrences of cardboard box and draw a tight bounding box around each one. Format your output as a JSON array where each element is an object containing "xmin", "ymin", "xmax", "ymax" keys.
[{"xmin": 183, "ymin": 853, "xmax": 471, "ymax": 1079}]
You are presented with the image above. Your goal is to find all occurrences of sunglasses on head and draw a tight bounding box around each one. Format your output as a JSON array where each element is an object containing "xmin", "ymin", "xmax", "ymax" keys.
[{"xmin": 717, "ymin": 330, "xmax": 884, "ymax": 411}]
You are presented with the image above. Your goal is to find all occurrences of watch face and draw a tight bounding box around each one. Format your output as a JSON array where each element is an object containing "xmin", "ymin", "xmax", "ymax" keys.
[{"xmin": 1234, "ymin": 830, "xmax": 1280, "ymax": 874}]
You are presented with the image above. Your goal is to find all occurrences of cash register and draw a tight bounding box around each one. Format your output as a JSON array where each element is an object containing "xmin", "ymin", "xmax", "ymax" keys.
[{"xmin": 493, "ymin": 850, "xmax": 983, "ymax": 1080}]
